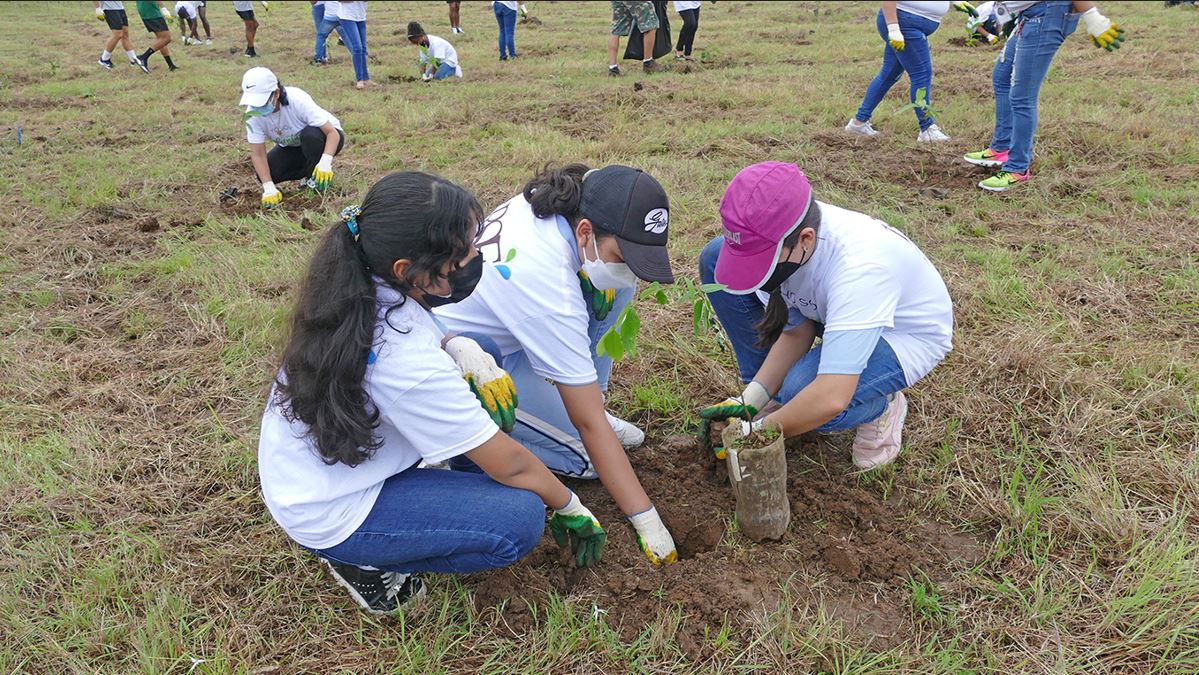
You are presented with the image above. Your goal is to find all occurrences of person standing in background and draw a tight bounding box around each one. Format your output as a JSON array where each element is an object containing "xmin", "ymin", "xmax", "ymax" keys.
[
  {"xmin": 93, "ymin": 1, "xmax": 143, "ymax": 71},
  {"xmin": 608, "ymin": 1, "xmax": 659, "ymax": 75},
  {"xmin": 673, "ymin": 0, "xmax": 700, "ymax": 60},
  {"xmin": 313, "ymin": 1, "xmax": 350, "ymax": 65},
  {"xmin": 135, "ymin": 0, "xmax": 176, "ymax": 72},
  {"xmin": 175, "ymin": 1, "xmax": 201, "ymax": 44},
  {"xmin": 338, "ymin": 1, "xmax": 370, "ymax": 89},
  {"xmin": 195, "ymin": 0, "xmax": 212, "ymax": 44},
  {"xmin": 233, "ymin": 1, "xmax": 269, "ymax": 57},
  {"xmin": 448, "ymin": 0, "xmax": 463, "ymax": 34},
  {"xmin": 492, "ymin": 1, "xmax": 525, "ymax": 61}
]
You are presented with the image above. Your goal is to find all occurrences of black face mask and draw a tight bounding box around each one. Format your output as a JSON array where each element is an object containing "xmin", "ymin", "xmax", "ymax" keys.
[
  {"xmin": 422, "ymin": 254, "xmax": 483, "ymax": 307},
  {"xmin": 758, "ymin": 245, "xmax": 811, "ymax": 294}
]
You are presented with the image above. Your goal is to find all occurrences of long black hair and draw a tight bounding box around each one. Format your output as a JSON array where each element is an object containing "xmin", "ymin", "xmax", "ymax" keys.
[
  {"xmin": 522, "ymin": 163, "xmax": 615, "ymax": 239},
  {"xmin": 275, "ymin": 172, "xmax": 482, "ymax": 467},
  {"xmin": 754, "ymin": 201, "xmax": 821, "ymax": 348}
]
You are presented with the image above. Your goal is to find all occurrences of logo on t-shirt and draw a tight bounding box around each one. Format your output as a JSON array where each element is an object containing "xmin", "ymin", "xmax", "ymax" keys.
[{"xmin": 643, "ymin": 208, "xmax": 668, "ymax": 235}]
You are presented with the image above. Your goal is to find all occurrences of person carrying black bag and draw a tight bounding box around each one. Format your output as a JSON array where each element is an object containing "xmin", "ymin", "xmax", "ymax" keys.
[
  {"xmin": 607, "ymin": 1, "xmax": 663, "ymax": 75},
  {"xmin": 622, "ymin": 0, "xmax": 672, "ymax": 67}
]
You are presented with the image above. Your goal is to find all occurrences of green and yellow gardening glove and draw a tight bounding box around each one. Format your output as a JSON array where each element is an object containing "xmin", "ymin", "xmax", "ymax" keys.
[
  {"xmin": 698, "ymin": 381, "xmax": 771, "ymax": 460},
  {"xmin": 628, "ymin": 506, "xmax": 678, "ymax": 566},
  {"xmin": 951, "ymin": 1, "xmax": 979, "ymax": 18},
  {"xmin": 550, "ymin": 491, "xmax": 606, "ymax": 568},
  {"xmin": 311, "ymin": 153, "xmax": 335, "ymax": 192},
  {"xmin": 886, "ymin": 22, "xmax": 905, "ymax": 51},
  {"xmin": 261, "ymin": 181, "xmax": 282, "ymax": 209},
  {"xmin": 577, "ymin": 270, "xmax": 616, "ymax": 321},
  {"xmin": 444, "ymin": 336, "xmax": 518, "ymax": 433},
  {"xmin": 1081, "ymin": 7, "xmax": 1124, "ymax": 51}
]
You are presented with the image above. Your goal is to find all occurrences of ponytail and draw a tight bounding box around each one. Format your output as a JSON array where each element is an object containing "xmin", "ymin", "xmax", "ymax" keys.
[
  {"xmin": 523, "ymin": 163, "xmax": 590, "ymax": 225},
  {"xmin": 275, "ymin": 172, "xmax": 481, "ymax": 467},
  {"xmin": 752, "ymin": 201, "xmax": 821, "ymax": 348}
]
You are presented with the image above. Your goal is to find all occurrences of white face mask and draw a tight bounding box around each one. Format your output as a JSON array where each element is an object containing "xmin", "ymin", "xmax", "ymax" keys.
[{"xmin": 580, "ymin": 235, "xmax": 637, "ymax": 291}]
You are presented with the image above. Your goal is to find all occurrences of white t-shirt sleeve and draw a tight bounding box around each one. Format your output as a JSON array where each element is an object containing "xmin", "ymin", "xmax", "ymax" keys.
[
  {"xmin": 287, "ymin": 89, "xmax": 333, "ymax": 130},
  {"xmin": 511, "ymin": 313, "xmax": 597, "ymax": 386},
  {"xmin": 245, "ymin": 117, "xmax": 266, "ymax": 144},
  {"xmin": 374, "ymin": 351, "xmax": 500, "ymax": 465},
  {"xmin": 822, "ymin": 263, "xmax": 901, "ymax": 333}
]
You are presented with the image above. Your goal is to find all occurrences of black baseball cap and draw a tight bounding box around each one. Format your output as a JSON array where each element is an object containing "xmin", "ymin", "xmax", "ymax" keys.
[{"xmin": 578, "ymin": 165, "xmax": 674, "ymax": 283}]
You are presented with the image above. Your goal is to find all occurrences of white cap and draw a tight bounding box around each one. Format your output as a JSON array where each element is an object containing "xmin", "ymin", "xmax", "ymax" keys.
[{"xmin": 239, "ymin": 67, "xmax": 278, "ymax": 107}]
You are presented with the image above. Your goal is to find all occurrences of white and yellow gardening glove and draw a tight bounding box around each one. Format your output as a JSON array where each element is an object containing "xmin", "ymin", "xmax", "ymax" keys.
[
  {"xmin": 444, "ymin": 336, "xmax": 518, "ymax": 433},
  {"xmin": 95, "ymin": 6, "xmax": 106, "ymax": 20},
  {"xmin": 519, "ymin": 3, "xmax": 529, "ymax": 18},
  {"xmin": 628, "ymin": 506, "xmax": 678, "ymax": 566},
  {"xmin": 698, "ymin": 381, "xmax": 771, "ymax": 459},
  {"xmin": 550, "ymin": 491, "xmax": 606, "ymax": 568},
  {"xmin": 159, "ymin": 4, "xmax": 171, "ymax": 19},
  {"xmin": 261, "ymin": 181, "xmax": 281, "ymax": 209},
  {"xmin": 1081, "ymin": 7, "xmax": 1124, "ymax": 51},
  {"xmin": 260, "ymin": 0, "xmax": 271, "ymax": 11},
  {"xmin": 311, "ymin": 154, "xmax": 334, "ymax": 192},
  {"xmin": 886, "ymin": 23, "xmax": 905, "ymax": 51}
]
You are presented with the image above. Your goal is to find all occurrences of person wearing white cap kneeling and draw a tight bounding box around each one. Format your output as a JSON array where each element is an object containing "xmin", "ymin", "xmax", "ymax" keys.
[
  {"xmin": 434, "ymin": 164, "xmax": 680, "ymax": 567},
  {"xmin": 240, "ymin": 67, "xmax": 345, "ymax": 209}
]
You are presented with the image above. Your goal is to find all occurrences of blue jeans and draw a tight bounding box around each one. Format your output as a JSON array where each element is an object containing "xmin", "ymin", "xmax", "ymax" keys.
[
  {"xmin": 340, "ymin": 19, "xmax": 369, "ymax": 81},
  {"xmin": 699, "ymin": 237, "xmax": 906, "ymax": 431},
  {"xmin": 311, "ymin": 466, "xmax": 545, "ymax": 574},
  {"xmin": 855, "ymin": 9, "xmax": 940, "ymax": 130},
  {"xmin": 314, "ymin": 17, "xmax": 349, "ymax": 62},
  {"xmin": 432, "ymin": 61, "xmax": 456, "ymax": 80},
  {"xmin": 989, "ymin": 1, "xmax": 1078, "ymax": 173},
  {"xmin": 494, "ymin": 2, "xmax": 517, "ymax": 58},
  {"xmin": 310, "ymin": 2, "xmax": 323, "ymax": 32}
]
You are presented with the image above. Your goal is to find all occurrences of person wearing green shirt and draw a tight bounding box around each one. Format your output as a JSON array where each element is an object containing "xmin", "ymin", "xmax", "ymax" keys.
[{"xmin": 134, "ymin": 0, "xmax": 176, "ymax": 72}]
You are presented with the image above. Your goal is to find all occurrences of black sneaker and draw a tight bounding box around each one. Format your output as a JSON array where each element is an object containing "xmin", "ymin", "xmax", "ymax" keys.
[
  {"xmin": 245, "ymin": 47, "xmax": 258, "ymax": 57},
  {"xmin": 136, "ymin": 57, "xmax": 150, "ymax": 74},
  {"xmin": 642, "ymin": 59, "xmax": 659, "ymax": 74},
  {"xmin": 323, "ymin": 560, "xmax": 426, "ymax": 615},
  {"xmin": 98, "ymin": 58, "xmax": 114, "ymax": 70},
  {"xmin": 608, "ymin": 65, "xmax": 622, "ymax": 77}
]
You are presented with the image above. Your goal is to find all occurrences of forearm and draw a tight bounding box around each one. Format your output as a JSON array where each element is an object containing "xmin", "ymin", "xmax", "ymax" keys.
[
  {"xmin": 752, "ymin": 321, "xmax": 816, "ymax": 395},
  {"xmin": 322, "ymin": 127, "xmax": 339, "ymax": 156},
  {"xmin": 579, "ymin": 424, "xmax": 651, "ymax": 515},
  {"xmin": 881, "ymin": 1, "xmax": 899, "ymax": 25},
  {"xmin": 249, "ymin": 145, "xmax": 272, "ymax": 184},
  {"xmin": 1072, "ymin": 1, "xmax": 1096, "ymax": 12},
  {"xmin": 763, "ymin": 374, "xmax": 857, "ymax": 438},
  {"xmin": 465, "ymin": 431, "xmax": 571, "ymax": 508}
]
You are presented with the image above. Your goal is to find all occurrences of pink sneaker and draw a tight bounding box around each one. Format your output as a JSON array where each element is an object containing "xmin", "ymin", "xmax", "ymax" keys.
[{"xmin": 852, "ymin": 391, "xmax": 907, "ymax": 470}]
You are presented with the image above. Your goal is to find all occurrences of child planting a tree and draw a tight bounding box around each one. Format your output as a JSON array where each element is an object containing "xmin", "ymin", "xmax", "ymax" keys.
[{"xmin": 407, "ymin": 21, "xmax": 462, "ymax": 81}]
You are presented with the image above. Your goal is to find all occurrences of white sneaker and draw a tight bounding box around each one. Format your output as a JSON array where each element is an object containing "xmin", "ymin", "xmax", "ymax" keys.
[
  {"xmin": 844, "ymin": 119, "xmax": 880, "ymax": 138},
  {"xmin": 606, "ymin": 411, "xmax": 645, "ymax": 449},
  {"xmin": 917, "ymin": 124, "xmax": 950, "ymax": 143},
  {"xmin": 205, "ymin": 38, "xmax": 213, "ymax": 45},
  {"xmin": 852, "ymin": 391, "xmax": 907, "ymax": 470}
]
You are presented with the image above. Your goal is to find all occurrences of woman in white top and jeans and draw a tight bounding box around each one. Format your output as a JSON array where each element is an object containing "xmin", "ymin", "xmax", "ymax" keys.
[{"xmin": 258, "ymin": 172, "xmax": 608, "ymax": 615}]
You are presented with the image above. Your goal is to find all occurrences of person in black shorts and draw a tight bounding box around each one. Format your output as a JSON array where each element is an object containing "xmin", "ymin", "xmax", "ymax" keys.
[
  {"xmin": 175, "ymin": 2, "xmax": 201, "ymax": 45},
  {"xmin": 135, "ymin": 0, "xmax": 176, "ymax": 72},
  {"xmin": 234, "ymin": 1, "xmax": 270, "ymax": 57},
  {"xmin": 447, "ymin": 0, "xmax": 463, "ymax": 34},
  {"xmin": 93, "ymin": 1, "xmax": 142, "ymax": 70}
]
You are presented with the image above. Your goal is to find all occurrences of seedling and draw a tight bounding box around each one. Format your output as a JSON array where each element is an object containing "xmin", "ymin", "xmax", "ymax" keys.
[
  {"xmin": 598, "ymin": 279, "xmax": 727, "ymax": 364},
  {"xmin": 419, "ymin": 45, "xmax": 441, "ymax": 73},
  {"xmin": 726, "ymin": 421, "xmax": 779, "ymax": 449},
  {"xmin": 892, "ymin": 86, "xmax": 939, "ymax": 121}
]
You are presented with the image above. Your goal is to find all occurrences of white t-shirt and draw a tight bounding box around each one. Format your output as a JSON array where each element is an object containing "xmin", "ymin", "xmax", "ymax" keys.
[
  {"xmin": 896, "ymin": 1, "xmax": 951, "ymax": 22},
  {"xmin": 435, "ymin": 195, "xmax": 597, "ymax": 386},
  {"xmin": 420, "ymin": 35, "xmax": 462, "ymax": 76},
  {"xmin": 493, "ymin": 1, "xmax": 519, "ymax": 10},
  {"xmin": 967, "ymin": 1, "xmax": 996, "ymax": 30},
  {"xmin": 175, "ymin": 1, "xmax": 196, "ymax": 16},
  {"xmin": 337, "ymin": 0, "xmax": 366, "ymax": 21},
  {"xmin": 244, "ymin": 86, "xmax": 342, "ymax": 146},
  {"xmin": 323, "ymin": 0, "xmax": 340, "ymax": 15},
  {"xmin": 996, "ymin": 1, "xmax": 1043, "ymax": 15},
  {"xmin": 258, "ymin": 285, "xmax": 500, "ymax": 550},
  {"xmin": 233, "ymin": 1, "xmax": 253, "ymax": 11},
  {"xmin": 100, "ymin": 1, "xmax": 125, "ymax": 10},
  {"xmin": 774, "ymin": 202, "xmax": 953, "ymax": 386},
  {"xmin": 674, "ymin": 1, "xmax": 701, "ymax": 12}
]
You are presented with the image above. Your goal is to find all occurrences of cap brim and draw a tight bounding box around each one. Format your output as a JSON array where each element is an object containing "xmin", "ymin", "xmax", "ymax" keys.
[
  {"xmin": 713, "ymin": 241, "xmax": 781, "ymax": 295},
  {"xmin": 239, "ymin": 90, "xmax": 271, "ymax": 107},
  {"xmin": 617, "ymin": 237, "xmax": 674, "ymax": 284}
]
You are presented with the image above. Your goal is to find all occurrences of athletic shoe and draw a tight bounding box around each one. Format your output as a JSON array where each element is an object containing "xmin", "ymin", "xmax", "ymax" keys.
[
  {"xmin": 844, "ymin": 119, "xmax": 880, "ymax": 138},
  {"xmin": 608, "ymin": 65, "xmax": 622, "ymax": 77},
  {"xmin": 979, "ymin": 170, "xmax": 1031, "ymax": 192},
  {"xmin": 300, "ymin": 177, "xmax": 317, "ymax": 191},
  {"xmin": 136, "ymin": 57, "xmax": 150, "ymax": 74},
  {"xmin": 204, "ymin": 38, "xmax": 213, "ymax": 45},
  {"xmin": 245, "ymin": 48, "xmax": 257, "ymax": 57},
  {"xmin": 852, "ymin": 391, "xmax": 907, "ymax": 470},
  {"xmin": 642, "ymin": 59, "xmax": 660, "ymax": 74},
  {"xmin": 168, "ymin": 64, "xmax": 179, "ymax": 72},
  {"xmin": 98, "ymin": 58, "xmax": 114, "ymax": 70},
  {"xmin": 606, "ymin": 411, "xmax": 645, "ymax": 449},
  {"xmin": 323, "ymin": 560, "xmax": 426, "ymax": 615},
  {"xmin": 963, "ymin": 147, "xmax": 1008, "ymax": 168},
  {"xmin": 917, "ymin": 124, "xmax": 950, "ymax": 143}
]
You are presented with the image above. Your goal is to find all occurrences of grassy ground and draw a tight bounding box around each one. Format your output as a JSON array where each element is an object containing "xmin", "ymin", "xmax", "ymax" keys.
[{"xmin": 1, "ymin": 0, "xmax": 1197, "ymax": 672}]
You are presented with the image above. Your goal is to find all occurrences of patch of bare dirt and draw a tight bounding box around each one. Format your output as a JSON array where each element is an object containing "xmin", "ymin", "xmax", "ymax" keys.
[{"xmin": 468, "ymin": 434, "xmax": 983, "ymax": 656}]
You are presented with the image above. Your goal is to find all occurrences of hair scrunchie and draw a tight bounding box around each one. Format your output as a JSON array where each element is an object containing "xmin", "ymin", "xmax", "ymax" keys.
[{"xmin": 341, "ymin": 205, "xmax": 362, "ymax": 241}]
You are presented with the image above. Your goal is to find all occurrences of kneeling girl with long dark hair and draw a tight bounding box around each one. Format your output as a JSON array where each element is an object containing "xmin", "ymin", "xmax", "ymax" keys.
[{"xmin": 258, "ymin": 172, "xmax": 606, "ymax": 615}]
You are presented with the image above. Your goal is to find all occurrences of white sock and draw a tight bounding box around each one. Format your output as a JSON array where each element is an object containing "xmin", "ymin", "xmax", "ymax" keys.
[
  {"xmin": 609, "ymin": 63, "xmax": 618, "ymax": 69},
  {"xmin": 126, "ymin": 49, "xmax": 138, "ymax": 60},
  {"xmin": 101, "ymin": 50, "xmax": 112, "ymax": 60}
]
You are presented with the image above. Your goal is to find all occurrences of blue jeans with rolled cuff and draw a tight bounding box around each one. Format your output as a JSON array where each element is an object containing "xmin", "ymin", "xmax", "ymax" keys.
[{"xmin": 855, "ymin": 9, "xmax": 941, "ymax": 131}]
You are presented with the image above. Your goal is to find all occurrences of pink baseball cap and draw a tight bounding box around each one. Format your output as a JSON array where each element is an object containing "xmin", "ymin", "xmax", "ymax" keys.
[{"xmin": 714, "ymin": 162, "xmax": 813, "ymax": 295}]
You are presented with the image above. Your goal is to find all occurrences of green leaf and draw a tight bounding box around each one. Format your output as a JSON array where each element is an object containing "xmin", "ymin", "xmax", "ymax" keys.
[
  {"xmin": 598, "ymin": 329, "xmax": 625, "ymax": 362},
  {"xmin": 639, "ymin": 282, "xmax": 661, "ymax": 301},
  {"xmin": 699, "ymin": 282, "xmax": 726, "ymax": 293},
  {"xmin": 619, "ymin": 308, "xmax": 641, "ymax": 354},
  {"xmin": 693, "ymin": 298, "xmax": 704, "ymax": 336},
  {"xmin": 505, "ymin": 248, "xmax": 517, "ymax": 262}
]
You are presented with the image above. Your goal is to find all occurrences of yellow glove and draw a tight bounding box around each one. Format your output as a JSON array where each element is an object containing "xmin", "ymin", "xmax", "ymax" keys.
[
  {"xmin": 951, "ymin": 1, "xmax": 978, "ymax": 18},
  {"xmin": 886, "ymin": 22, "xmax": 904, "ymax": 51},
  {"xmin": 160, "ymin": 6, "xmax": 171, "ymax": 19},
  {"xmin": 698, "ymin": 381, "xmax": 771, "ymax": 460},
  {"xmin": 95, "ymin": 6, "xmax": 106, "ymax": 20},
  {"xmin": 550, "ymin": 492, "xmax": 606, "ymax": 568},
  {"xmin": 311, "ymin": 154, "xmax": 334, "ymax": 192},
  {"xmin": 444, "ymin": 336, "xmax": 518, "ymax": 432},
  {"xmin": 261, "ymin": 181, "xmax": 282, "ymax": 209},
  {"xmin": 629, "ymin": 506, "xmax": 678, "ymax": 566},
  {"xmin": 1081, "ymin": 7, "xmax": 1124, "ymax": 52},
  {"xmin": 260, "ymin": 1, "xmax": 271, "ymax": 12}
]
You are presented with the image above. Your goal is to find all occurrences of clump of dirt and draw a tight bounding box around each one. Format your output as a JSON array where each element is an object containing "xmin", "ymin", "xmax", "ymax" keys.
[
  {"xmin": 467, "ymin": 434, "xmax": 983, "ymax": 653},
  {"xmin": 519, "ymin": 15, "xmax": 543, "ymax": 27},
  {"xmin": 135, "ymin": 216, "xmax": 160, "ymax": 233},
  {"xmin": 387, "ymin": 74, "xmax": 419, "ymax": 84}
]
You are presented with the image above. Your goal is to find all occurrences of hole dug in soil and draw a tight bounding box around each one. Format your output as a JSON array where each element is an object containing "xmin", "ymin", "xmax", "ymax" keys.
[{"xmin": 469, "ymin": 434, "xmax": 983, "ymax": 655}]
